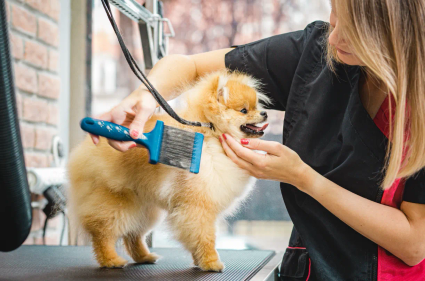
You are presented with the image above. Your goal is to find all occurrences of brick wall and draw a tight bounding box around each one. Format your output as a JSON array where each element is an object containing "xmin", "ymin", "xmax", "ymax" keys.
[{"xmin": 5, "ymin": 0, "xmax": 63, "ymax": 245}]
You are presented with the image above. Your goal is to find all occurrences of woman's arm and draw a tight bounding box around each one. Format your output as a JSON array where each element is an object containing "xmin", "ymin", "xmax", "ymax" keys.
[
  {"xmin": 302, "ymin": 168, "xmax": 425, "ymax": 267},
  {"xmin": 220, "ymin": 134, "xmax": 425, "ymax": 267},
  {"xmin": 135, "ymin": 48, "xmax": 234, "ymax": 101},
  {"xmin": 92, "ymin": 48, "xmax": 233, "ymax": 151}
]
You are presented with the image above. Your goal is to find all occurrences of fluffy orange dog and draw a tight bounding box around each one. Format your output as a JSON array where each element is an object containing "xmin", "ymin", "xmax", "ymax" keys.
[{"xmin": 67, "ymin": 69, "xmax": 270, "ymax": 272}]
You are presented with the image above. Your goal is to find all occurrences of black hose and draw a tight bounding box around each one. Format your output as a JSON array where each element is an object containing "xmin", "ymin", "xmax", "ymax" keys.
[{"xmin": 0, "ymin": 1, "xmax": 32, "ymax": 252}]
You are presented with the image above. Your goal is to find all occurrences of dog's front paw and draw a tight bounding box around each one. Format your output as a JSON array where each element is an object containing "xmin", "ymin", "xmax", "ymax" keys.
[
  {"xmin": 198, "ymin": 259, "xmax": 225, "ymax": 272},
  {"xmin": 100, "ymin": 256, "xmax": 128, "ymax": 269},
  {"xmin": 134, "ymin": 252, "xmax": 161, "ymax": 264}
]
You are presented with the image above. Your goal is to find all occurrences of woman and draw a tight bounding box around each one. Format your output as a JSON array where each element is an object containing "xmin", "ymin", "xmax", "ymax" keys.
[{"xmin": 91, "ymin": 0, "xmax": 425, "ymax": 280}]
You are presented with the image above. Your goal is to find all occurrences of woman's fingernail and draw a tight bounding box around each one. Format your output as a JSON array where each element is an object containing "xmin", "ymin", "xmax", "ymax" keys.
[
  {"xmin": 129, "ymin": 144, "xmax": 137, "ymax": 149},
  {"xmin": 241, "ymin": 138, "xmax": 249, "ymax": 145},
  {"xmin": 219, "ymin": 137, "xmax": 222, "ymax": 143},
  {"xmin": 131, "ymin": 130, "xmax": 139, "ymax": 138},
  {"xmin": 222, "ymin": 133, "xmax": 227, "ymax": 140}
]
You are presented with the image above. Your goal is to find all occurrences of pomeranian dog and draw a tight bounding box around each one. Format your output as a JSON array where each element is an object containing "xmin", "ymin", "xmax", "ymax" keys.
[{"xmin": 67, "ymin": 69, "xmax": 271, "ymax": 272}]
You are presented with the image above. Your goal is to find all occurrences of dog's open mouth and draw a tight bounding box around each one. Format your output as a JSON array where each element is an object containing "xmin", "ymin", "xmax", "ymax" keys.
[{"xmin": 240, "ymin": 123, "xmax": 269, "ymax": 136}]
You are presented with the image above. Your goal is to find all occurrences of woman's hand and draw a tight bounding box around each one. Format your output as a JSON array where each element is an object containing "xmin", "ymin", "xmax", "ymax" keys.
[
  {"xmin": 88, "ymin": 49, "xmax": 234, "ymax": 152},
  {"xmin": 220, "ymin": 133, "xmax": 310, "ymax": 188},
  {"xmin": 90, "ymin": 87, "xmax": 158, "ymax": 152}
]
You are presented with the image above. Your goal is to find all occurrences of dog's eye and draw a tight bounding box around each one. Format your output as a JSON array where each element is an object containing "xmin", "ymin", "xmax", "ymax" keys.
[{"xmin": 240, "ymin": 108, "xmax": 248, "ymax": 114}]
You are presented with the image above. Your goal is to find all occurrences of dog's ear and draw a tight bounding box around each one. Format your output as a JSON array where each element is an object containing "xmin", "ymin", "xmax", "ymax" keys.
[{"xmin": 217, "ymin": 76, "xmax": 229, "ymax": 105}]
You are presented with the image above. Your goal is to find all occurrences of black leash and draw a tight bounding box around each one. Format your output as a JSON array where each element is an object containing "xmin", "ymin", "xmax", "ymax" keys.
[{"xmin": 100, "ymin": 0, "xmax": 214, "ymax": 130}]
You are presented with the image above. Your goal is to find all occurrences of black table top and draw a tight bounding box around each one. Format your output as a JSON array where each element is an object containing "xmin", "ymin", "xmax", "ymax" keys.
[{"xmin": 0, "ymin": 246, "xmax": 275, "ymax": 280}]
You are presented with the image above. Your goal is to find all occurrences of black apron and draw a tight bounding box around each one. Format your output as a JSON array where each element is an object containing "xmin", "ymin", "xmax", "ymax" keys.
[{"xmin": 225, "ymin": 21, "xmax": 425, "ymax": 281}]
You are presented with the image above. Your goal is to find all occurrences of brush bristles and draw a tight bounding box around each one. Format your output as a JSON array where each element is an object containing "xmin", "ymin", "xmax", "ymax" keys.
[
  {"xmin": 190, "ymin": 133, "xmax": 204, "ymax": 173},
  {"xmin": 159, "ymin": 126, "xmax": 197, "ymax": 171}
]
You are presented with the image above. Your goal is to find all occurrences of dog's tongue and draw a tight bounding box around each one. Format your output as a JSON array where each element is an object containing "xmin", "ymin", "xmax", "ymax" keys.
[{"xmin": 246, "ymin": 123, "xmax": 269, "ymax": 131}]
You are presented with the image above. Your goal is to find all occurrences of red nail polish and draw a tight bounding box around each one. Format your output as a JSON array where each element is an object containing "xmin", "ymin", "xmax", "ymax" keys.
[
  {"xmin": 222, "ymin": 134, "xmax": 227, "ymax": 140},
  {"xmin": 129, "ymin": 144, "xmax": 137, "ymax": 149},
  {"xmin": 131, "ymin": 130, "xmax": 139, "ymax": 138},
  {"xmin": 241, "ymin": 138, "xmax": 249, "ymax": 145},
  {"xmin": 219, "ymin": 137, "xmax": 222, "ymax": 143}
]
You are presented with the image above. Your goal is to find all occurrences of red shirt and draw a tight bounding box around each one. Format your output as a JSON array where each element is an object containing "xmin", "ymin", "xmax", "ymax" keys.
[{"xmin": 373, "ymin": 94, "xmax": 425, "ymax": 280}]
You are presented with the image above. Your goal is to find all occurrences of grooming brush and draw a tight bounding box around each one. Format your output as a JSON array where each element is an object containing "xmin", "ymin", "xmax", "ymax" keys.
[{"xmin": 80, "ymin": 117, "xmax": 204, "ymax": 174}]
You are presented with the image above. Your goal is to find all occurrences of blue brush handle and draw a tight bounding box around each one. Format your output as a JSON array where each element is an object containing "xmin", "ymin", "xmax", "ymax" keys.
[{"xmin": 80, "ymin": 117, "xmax": 164, "ymax": 164}]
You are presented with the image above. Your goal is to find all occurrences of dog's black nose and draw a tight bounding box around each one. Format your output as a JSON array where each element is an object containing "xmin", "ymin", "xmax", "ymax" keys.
[{"xmin": 260, "ymin": 111, "xmax": 268, "ymax": 118}]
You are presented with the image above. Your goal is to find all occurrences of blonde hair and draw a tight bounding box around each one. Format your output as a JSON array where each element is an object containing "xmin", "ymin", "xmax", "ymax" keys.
[{"xmin": 327, "ymin": 0, "xmax": 425, "ymax": 189}]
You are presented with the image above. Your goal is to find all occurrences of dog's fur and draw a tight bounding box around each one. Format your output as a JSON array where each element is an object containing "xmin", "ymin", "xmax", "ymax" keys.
[{"xmin": 67, "ymin": 69, "xmax": 271, "ymax": 272}]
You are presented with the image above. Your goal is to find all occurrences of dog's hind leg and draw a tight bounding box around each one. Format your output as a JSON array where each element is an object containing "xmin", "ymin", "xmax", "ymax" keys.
[
  {"xmin": 123, "ymin": 233, "xmax": 160, "ymax": 264},
  {"xmin": 81, "ymin": 189, "xmax": 135, "ymax": 268},
  {"xmin": 91, "ymin": 231, "xmax": 128, "ymax": 268},
  {"xmin": 191, "ymin": 253, "xmax": 199, "ymax": 266},
  {"xmin": 168, "ymin": 204, "xmax": 224, "ymax": 272},
  {"xmin": 123, "ymin": 205, "xmax": 164, "ymax": 264}
]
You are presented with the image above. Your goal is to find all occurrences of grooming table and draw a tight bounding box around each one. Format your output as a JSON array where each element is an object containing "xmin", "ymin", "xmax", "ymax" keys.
[{"xmin": 0, "ymin": 246, "xmax": 282, "ymax": 280}]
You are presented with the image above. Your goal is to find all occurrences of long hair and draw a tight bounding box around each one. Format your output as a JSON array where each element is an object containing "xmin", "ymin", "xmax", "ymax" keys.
[{"xmin": 327, "ymin": 0, "xmax": 425, "ymax": 189}]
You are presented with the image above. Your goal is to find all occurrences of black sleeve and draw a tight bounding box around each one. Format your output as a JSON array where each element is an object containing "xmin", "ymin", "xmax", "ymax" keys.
[
  {"xmin": 224, "ymin": 21, "xmax": 321, "ymax": 111},
  {"xmin": 403, "ymin": 169, "xmax": 425, "ymax": 204}
]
